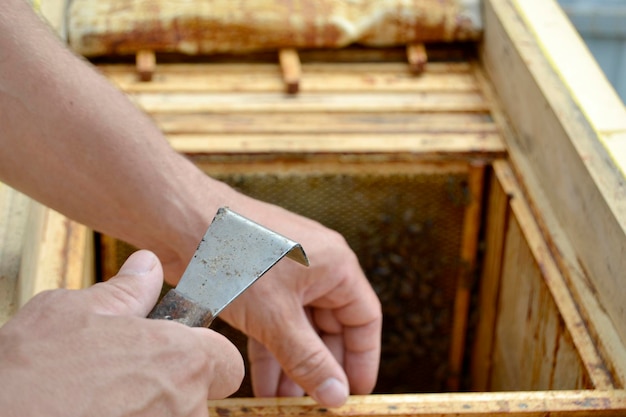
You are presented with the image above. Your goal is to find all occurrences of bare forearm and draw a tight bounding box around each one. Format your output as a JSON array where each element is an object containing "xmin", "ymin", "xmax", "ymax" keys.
[{"xmin": 0, "ymin": 0, "xmax": 232, "ymax": 278}]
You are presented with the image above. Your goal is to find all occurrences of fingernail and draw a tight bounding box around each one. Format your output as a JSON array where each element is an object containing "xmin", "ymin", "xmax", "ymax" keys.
[
  {"xmin": 119, "ymin": 250, "xmax": 157, "ymax": 276},
  {"xmin": 312, "ymin": 378, "xmax": 348, "ymax": 408}
]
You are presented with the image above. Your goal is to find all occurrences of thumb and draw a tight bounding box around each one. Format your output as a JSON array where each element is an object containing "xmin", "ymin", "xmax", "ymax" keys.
[{"xmin": 85, "ymin": 250, "xmax": 163, "ymax": 317}]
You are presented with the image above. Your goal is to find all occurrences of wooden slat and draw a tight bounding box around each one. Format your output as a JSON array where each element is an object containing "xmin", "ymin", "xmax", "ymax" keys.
[
  {"xmin": 99, "ymin": 62, "xmax": 472, "ymax": 75},
  {"xmin": 102, "ymin": 63, "xmax": 478, "ymax": 93},
  {"xmin": 153, "ymin": 113, "xmax": 496, "ymax": 135},
  {"xmin": 207, "ymin": 391, "xmax": 626, "ymax": 416},
  {"xmin": 17, "ymin": 202, "xmax": 94, "ymax": 307},
  {"xmin": 133, "ymin": 92, "xmax": 489, "ymax": 114},
  {"xmin": 448, "ymin": 162, "xmax": 485, "ymax": 390},
  {"xmin": 491, "ymin": 214, "xmax": 589, "ymax": 391},
  {"xmin": 490, "ymin": 162, "xmax": 613, "ymax": 390},
  {"xmin": 483, "ymin": 0, "xmax": 626, "ymax": 375},
  {"xmin": 470, "ymin": 161, "xmax": 512, "ymax": 391},
  {"xmin": 513, "ymin": 0, "xmax": 626, "ymax": 174},
  {"xmin": 166, "ymin": 132, "xmax": 505, "ymax": 156}
]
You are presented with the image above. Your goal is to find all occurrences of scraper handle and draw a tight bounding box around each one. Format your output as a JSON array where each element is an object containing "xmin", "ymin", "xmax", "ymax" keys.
[{"xmin": 148, "ymin": 288, "xmax": 215, "ymax": 328}]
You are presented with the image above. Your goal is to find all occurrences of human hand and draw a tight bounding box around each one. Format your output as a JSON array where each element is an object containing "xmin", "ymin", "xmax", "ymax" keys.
[
  {"xmin": 215, "ymin": 197, "xmax": 382, "ymax": 408},
  {"xmin": 0, "ymin": 250, "xmax": 243, "ymax": 417}
]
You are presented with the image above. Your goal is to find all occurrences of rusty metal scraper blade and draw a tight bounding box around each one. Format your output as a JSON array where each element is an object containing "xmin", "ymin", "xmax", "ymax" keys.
[{"xmin": 148, "ymin": 207, "xmax": 309, "ymax": 327}]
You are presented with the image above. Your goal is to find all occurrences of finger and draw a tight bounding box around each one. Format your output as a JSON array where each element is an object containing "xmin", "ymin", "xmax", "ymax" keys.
[
  {"xmin": 278, "ymin": 373, "xmax": 305, "ymax": 398},
  {"xmin": 248, "ymin": 337, "xmax": 282, "ymax": 397},
  {"xmin": 268, "ymin": 310, "xmax": 349, "ymax": 408},
  {"xmin": 343, "ymin": 319, "xmax": 382, "ymax": 394},
  {"xmin": 85, "ymin": 250, "xmax": 163, "ymax": 317},
  {"xmin": 311, "ymin": 275, "xmax": 382, "ymax": 395},
  {"xmin": 191, "ymin": 328, "xmax": 245, "ymax": 399}
]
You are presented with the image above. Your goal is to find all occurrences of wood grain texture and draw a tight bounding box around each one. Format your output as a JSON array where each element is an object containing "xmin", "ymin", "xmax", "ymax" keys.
[
  {"xmin": 473, "ymin": 62, "xmax": 626, "ymax": 388},
  {"xmin": 207, "ymin": 391, "xmax": 626, "ymax": 416},
  {"xmin": 448, "ymin": 162, "xmax": 485, "ymax": 390},
  {"xmin": 482, "ymin": 0, "xmax": 626, "ymax": 374},
  {"xmin": 68, "ymin": 0, "xmax": 482, "ymax": 57},
  {"xmin": 470, "ymin": 161, "xmax": 512, "ymax": 391},
  {"xmin": 99, "ymin": 62, "xmax": 478, "ymax": 93},
  {"xmin": 18, "ymin": 202, "xmax": 94, "ymax": 307},
  {"xmin": 489, "ymin": 162, "xmax": 613, "ymax": 390},
  {"xmin": 512, "ymin": 0, "xmax": 626, "ymax": 175},
  {"xmin": 102, "ymin": 58, "xmax": 503, "ymax": 159},
  {"xmin": 490, "ymin": 215, "xmax": 588, "ymax": 391}
]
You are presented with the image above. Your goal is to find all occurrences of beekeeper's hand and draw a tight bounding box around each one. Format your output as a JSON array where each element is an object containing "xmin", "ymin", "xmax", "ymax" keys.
[
  {"xmin": 210, "ymin": 195, "xmax": 382, "ymax": 408},
  {"xmin": 0, "ymin": 250, "xmax": 243, "ymax": 417}
]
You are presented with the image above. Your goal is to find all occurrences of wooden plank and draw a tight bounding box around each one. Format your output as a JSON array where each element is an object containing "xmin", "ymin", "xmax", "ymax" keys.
[
  {"xmin": 166, "ymin": 132, "xmax": 505, "ymax": 156},
  {"xmin": 132, "ymin": 92, "xmax": 489, "ymax": 114},
  {"xmin": 207, "ymin": 391, "xmax": 626, "ymax": 416},
  {"xmin": 474, "ymin": 62, "xmax": 626, "ymax": 387},
  {"xmin": 489, "ymin": 162, "xmax": 614, "ymax": 390},
  {"xmin": 447, "ymin": 162, "xmax": 485, "ymax": 390},
  {"xmin": 194, "ymin": 160, "xmax": 470, "ymax": 177},
  {"xmin": 153, "ymin": 113, "xmax": 496, "ymax": 135},
  {"xmin": 0, "ymin": 184, "xmax": 29, "ymax": 326},
  {"xmin": 470, "ymin": 161, "xmax": 512, "ymax": 391},
  {"xmin": 17, "ymin": 202, "xmax": 93, "ymax": 307},
  {"xmin": 482, "ymin": 0, "xmax": 626, "ymax": 360},
  {"xmin": 512, "ymin": 0, "xmax": 626, "ymax": 175},
  {"xmin": 490, "ymin": 213, "xmax": 590, "ymax": 391},
  {"xmin": 296, "ymin": 47, "xmax": 472, "ymax": 64},
  {"xmin": 99, "ymin": 62, "xmax": 472, "ymax": 75},
  {"xmin": 101, "ymin": 63, "xmax": 479, "ymax": 93}
]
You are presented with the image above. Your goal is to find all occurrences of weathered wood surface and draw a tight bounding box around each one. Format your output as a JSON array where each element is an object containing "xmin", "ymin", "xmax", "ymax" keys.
[
  {"xmin": 18, "ymin": 202, "xmax": 94, "ymax": 308},
  {"xmin": 0, "ymin": 184, "xmax": 94, "ymax": 322},
  {"xmin": 99, "ymin": 62, "xmax": 478, "ymax": 93},
  {"xmin": 474, "ymin": 60, "xmax": 626, "ymax": 389},
  {"xmin": 482, "ymin": 0, "xmax": 626, "ymax": 386},
  {"xmin": 470, "ymin": 162, "xmax": 512, "ymax": 392},
  {"xmin": 491, "ymin": 161, "xmax": 613, "ymax": 390},
  {"xmin": 513, "ymin": 1, "xmax": 626, "ymax": 175},
  {"xmin": 491, "ymin": 203, "xmax": 588, "ymax": 390},
  {"xmin": 101, "ymin": 60, "xmax": 504, "ymax": 159},
  {"xmin": 207, "ymin": 391, "xmax": 626, "ymax": 416},
  {"xmin": 68, "ymin": 0, "xmax": 482, "ymax": 57},
  {"xmin": 448, "ymin": 162, "xmax": 485, "ymax": 390}
]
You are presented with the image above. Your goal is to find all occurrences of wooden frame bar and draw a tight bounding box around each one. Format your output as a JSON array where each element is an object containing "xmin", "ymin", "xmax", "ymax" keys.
[
  {"xmin": 207, "ymin": 390, "xmax": 626, "ymax": 416},
  {"xmin": 447, "ymin": 162, "xmax": 485, "ymax": 390}
]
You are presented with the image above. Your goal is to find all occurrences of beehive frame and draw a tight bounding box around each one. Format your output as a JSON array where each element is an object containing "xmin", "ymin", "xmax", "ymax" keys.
[{"xmin": 3, "ymin": 0, "xmax": 626, "ymax": 414}]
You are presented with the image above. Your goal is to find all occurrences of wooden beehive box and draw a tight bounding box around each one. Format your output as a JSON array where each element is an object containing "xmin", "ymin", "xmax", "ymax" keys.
[{"xmin": 2, "ymin": 0, "xmax": 626, "ymax": 414}]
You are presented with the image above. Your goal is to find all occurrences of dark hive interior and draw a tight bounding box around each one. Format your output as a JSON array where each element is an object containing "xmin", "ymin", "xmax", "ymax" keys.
[{"xmin": 99, "ymin": 163, "xmax": 477, "ymax": 395}]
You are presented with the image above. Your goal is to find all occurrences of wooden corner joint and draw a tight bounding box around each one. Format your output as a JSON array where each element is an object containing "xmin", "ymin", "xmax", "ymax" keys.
[
  {"xmin": 136, "ymin": 49, "xmax": 156, "ymax": 82},
  {"xmin": 407, "ymin": 43, "xmax": 428, "ymax": 74},
  {"xmin": 279, "ymin": 48, "xmax": 301, "ymax": 94}
]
